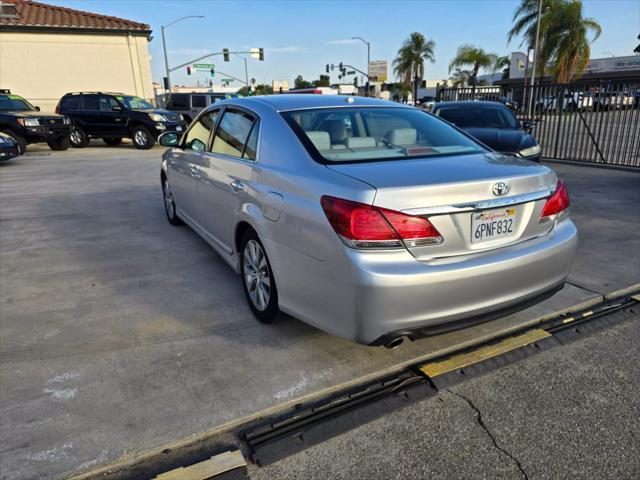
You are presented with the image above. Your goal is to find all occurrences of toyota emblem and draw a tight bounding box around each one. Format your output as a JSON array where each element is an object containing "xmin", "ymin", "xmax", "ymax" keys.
[{"xmin": 492, "ymin": 182, "xmax": 509, "ymax": 196}]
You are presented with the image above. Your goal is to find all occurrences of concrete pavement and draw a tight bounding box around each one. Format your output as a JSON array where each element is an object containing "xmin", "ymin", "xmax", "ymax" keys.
[{"xmin": 0, "ymin": 144, "xmax": 638, "ymax": 479}]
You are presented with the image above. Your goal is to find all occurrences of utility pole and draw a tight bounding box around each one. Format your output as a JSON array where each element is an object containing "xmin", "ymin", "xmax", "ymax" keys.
[
  {"xmin": 527, "ymin": 0, "xmax": 543, "ymax": 118},
  {"xmin": 352, "ymin": 37, "xmax": 371, "ymax": 96},
  {"xmin": 161, "ymin": 15, "xmax": 204, "ymax": 91}
]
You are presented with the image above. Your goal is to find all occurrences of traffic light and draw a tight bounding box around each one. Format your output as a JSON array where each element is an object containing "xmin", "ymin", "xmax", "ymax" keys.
[
  {"xmin": 326, "ymin": 64, "xmax": 330, "ymax": 74},
  {"xmin": 223, "ymin": 48, "xmax": 230, "ymax": 62},
  {"xmin": 186, "ymin": 66, "xmax": 192, "ymax": 75},
  {"xmin": 210, "ymin": 68, "xmax": 215, "ymax": 77},
  {"xmin": 339, "ymin": 62, "xmax": 343, "ymax": 71},
  {"xmin": 258, "ymin": 48, "xmax": 264, "ymax": 61}
]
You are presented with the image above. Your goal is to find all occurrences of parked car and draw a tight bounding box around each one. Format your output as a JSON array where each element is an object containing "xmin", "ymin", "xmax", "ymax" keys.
[
  {"xmin": 158, "ymin": 95, "xmax": 576, "ymax": 346},
  {"xmin": 165, "ymin": 92, "xmax": 239, "ymax": 124},
  {"xmin": 57, "ymin": 92, "xmax": 187, "ymax": 149},
  {"xmin": 0, "ymin": 131, "xmax": 20, "ymax": 161},
  {"xmin": 0, "ymin": 89, "xmax": 72, "ymax": 153},
  {"xmin": 594, "ymin": 91, "xmax": 634, "ymax": 111},
  {"xmin": 537, "ymin": 92, "xmax": 592, "ymax": 112},
  {"xmin": 418, "ymin": 96, "xmax": 437, "ymax": 110},
  {"xmin": 433, "ymin": 101, "xmax": 542, "ymax": 162}
]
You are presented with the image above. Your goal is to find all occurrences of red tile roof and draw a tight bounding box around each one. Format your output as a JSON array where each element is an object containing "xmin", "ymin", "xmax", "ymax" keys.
[{"xmin": 0, "ymin": 0, "xmax": 151, "ymax": 34}]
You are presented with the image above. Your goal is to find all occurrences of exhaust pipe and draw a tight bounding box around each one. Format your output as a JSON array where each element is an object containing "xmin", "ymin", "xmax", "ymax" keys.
[{"xmin": 384, "ymin": 337, "xmax": 404, "ymax": 349}]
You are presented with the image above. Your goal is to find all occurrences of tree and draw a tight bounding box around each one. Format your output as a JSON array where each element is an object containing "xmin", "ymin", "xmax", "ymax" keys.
[
  {"xmin": 494, "ymin": 55, "xmax": 511, "ymax": 79},
  {"xmin": 294, "ymin": 75, "xmax": 312, "ymax": 89},
  {"xmin": 448, "ymin": 45, "xmax": 499, "ymax": 86},
  {"xmin": 508, "ymin": 0, "xmax": 601, "ymax": 82},
  {"xmin": 393, "ymin": 32, "xmax": 436, "ymax": 103},
  {"xmin": 449, "ymin": 68, "xmax": 471, "ymax": 87},
  {"xmin": 313, "ymin": 74, "xmax": 331, "ymax": 87}
]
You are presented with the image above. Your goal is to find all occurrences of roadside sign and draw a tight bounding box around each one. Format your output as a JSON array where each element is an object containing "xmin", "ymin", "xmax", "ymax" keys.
[
  {"xmin": 368, "ymin": 60, "xmax": 388, "ymax": 82},
  {"xmin": 193, "ymin": 63, "xmax": 215, "ymax": 70}
]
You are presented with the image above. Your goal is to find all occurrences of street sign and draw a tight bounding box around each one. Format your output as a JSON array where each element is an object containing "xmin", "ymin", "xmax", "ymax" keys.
[
  {"xmin": 368, "ymin": 60, "xmax": 388, "ymax": 82},
  {"xmin": 193, "ymin": 63, "xmax": 215, "ymax": 70}
]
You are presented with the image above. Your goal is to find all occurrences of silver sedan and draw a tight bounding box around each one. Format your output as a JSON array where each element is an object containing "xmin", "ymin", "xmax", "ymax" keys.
[{"xmin": 158, "ymin": 95, "xmax": 577, "ymax": 347}]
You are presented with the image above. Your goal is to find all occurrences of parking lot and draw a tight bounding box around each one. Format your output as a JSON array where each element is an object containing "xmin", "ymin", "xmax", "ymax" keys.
[{"xmin": 1, "ymin": 143, "xmax": 639, "ymax": 479}]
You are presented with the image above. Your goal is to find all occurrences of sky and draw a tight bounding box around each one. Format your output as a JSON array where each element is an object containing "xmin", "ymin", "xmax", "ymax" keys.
[{"xmin": 47, "ymin": 0, "xmax": 640, "ymax": 88}]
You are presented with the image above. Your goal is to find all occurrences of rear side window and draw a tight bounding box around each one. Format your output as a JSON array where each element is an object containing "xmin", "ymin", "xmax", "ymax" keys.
[
  {"xmin": 61, "ymin": 96, "xmax": 80, "ymax": 111},
  {"xmin": 191, "ymin": 95, "xmax": 206, "ymax": 108},
  {"xmin": 169, "ymin": 94, "xmax": 188, "ymax": 108},
  {"xmin": 243, "ymin": 123, "xmax": 259, "ymax": 161},
  {"xmin": 83, "ymin": 94, "xmax": 100, "ymax": 111},
  {"xmin": 183, "ymin": 110, "xmax": 219, "ymax": 151},
  {"xmin": 212, "ymin": 110, "xmax": 255, "ymax": 158}
]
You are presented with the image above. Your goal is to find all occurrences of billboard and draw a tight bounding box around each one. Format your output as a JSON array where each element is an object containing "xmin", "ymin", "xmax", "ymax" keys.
[{"xmin": 368, "ymin": 60, "xmax": 388, "ymax": 82}]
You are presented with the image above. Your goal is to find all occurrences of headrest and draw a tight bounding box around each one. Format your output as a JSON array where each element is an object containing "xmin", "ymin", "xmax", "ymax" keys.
[
  {"xmin": 345, "ymin": 137, "xmax": 377, "ymax": 149},
  {"xmin": 386, "ymin": 128, "xmax": 417, "ymax": 145},
  {"xmin": 322, "ymin": 119, "xmax": 347, "ymax": 143},
  {"xmin": 306, "ymin": 131, "xmax": 331, "ymax": 151}
]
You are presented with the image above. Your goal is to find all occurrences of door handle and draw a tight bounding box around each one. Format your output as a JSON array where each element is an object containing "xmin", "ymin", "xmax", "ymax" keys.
[{"xmin": 230, "ymin": 180, "xmax": 246, "ymax": 193}]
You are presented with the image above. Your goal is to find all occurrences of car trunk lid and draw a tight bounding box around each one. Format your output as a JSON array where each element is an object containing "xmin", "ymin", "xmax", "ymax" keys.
[{"xmin": 326, "ymin": 152, "xmax": 557, "ymax": 260}]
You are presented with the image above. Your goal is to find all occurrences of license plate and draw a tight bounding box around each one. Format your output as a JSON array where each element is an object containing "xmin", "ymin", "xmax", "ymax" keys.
[
  {"xmin": 472, "ymin": 208, "xmax": 516, "ymax": 243},
  {"xmin": 176, "ymin": 126, "xmax": 182, "ymax": 132}
]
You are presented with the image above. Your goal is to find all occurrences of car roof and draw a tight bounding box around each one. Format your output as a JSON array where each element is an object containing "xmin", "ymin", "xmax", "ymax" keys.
[
  {"xmin": 434, "ymin": 101, "xmax": 508, "ymax": 109},
  {"xmin": 223, "ymin": 94, "xmax": 408, "ymax": 112}
]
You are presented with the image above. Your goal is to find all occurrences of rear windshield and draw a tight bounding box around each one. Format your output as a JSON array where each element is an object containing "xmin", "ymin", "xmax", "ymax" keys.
[
  {"xmin": 0, "ymin": 94, "xmax": 35, "ymax": 111},
  {"xmin": 435, "ymin": 105, "xmax": 518, "ymax": 129},
  {"xmin": 281, "ymin": 107, "xmax": 484, "ymax": 163}
]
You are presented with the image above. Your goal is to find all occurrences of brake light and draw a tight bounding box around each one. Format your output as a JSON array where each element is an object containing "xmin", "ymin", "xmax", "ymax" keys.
[
  {"xmin": 540, "ymin": 180, "xmax": 570, "ymax": 220},
  {"xmin": 320, "ymin": 196, "xmax": 443, "ymax": 249}
]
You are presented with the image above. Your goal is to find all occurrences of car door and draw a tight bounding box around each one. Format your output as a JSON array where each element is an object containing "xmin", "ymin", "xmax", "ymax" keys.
[
  {"xmin": 197, "ymin": 107, "xmax": 258, "ymax": 253},
  {"xmin": 166, "ymin": 110, "xmax": 218, "ymax": 226},
  {"xmin": 80, "ymin": 94, "xmax": 102, "ymax": 136},
  {"xmin": 99, "ymin": 95, "xmax": 128, "ymax": 136}
]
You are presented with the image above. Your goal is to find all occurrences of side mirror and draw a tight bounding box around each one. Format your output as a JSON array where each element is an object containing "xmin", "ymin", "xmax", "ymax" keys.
[
  {"xmin": 521, "ymin": 121, "xmax": 535, "ymax": 131},
  {"xmin": 35, "ymin": 106, "xmax": 41, "ymax": 111},
  {"xmin": 159, "ymin": 131, "xmax": 179, "ymax": 147}
]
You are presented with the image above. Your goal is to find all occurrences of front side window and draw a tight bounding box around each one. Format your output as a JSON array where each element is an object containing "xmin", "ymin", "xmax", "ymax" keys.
[
  {"xmin": 282, "ymin": 107, "xmax": 485, "ymax": 163},
  {"xmin": 183, "ymin": 110, "xmax": 218, "ymax": 151},
  {"xmin": 436, "ymin": 105, "xmax": 518, "ymax": 129},
  {"xmin": 115, "ymin": 95, "xmax": 154, "ymax": 109},
  {"xmin": 212, "ymin": 110, "xmax": 255, "ymax": 158},
  {"xmin": 100, "ymin": 96, "xmax": 121, "ymax": 111}
]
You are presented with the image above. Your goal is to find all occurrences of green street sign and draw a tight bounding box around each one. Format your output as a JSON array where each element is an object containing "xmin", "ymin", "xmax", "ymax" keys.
[{"xmin": 193, "ymin": 63, "xmax": 215, "ymax": 69}]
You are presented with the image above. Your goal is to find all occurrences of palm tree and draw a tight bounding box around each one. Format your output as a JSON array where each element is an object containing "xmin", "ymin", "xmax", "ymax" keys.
[
  {"xmin": 449, "ymin": 68, "xmax": 471, "ymax": 87},
  {"xmin": 508, "ymin": 0, "xmax": 601, "ymax": 82},
  {"xmin": 393, "ymin": 32, "xmax": 436, "ymax": 103},
  {"xmin": 493, "ymin": 55, "xmax": 511, "ymax": 79},
  {"xmin": 448, "ymin": 45, "xmax": 499, "ymax": 86}
]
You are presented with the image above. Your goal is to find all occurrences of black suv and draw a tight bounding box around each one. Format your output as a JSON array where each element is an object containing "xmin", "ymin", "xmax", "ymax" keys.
[
  {"xmin": 164, "ymin": 92, "xmax": 238, "ymax": 123},
  {"xmin": 0, "ymin": 89, "xmax": 72, "ymax": 153},
  {"xmin": 57, "ymin": 92, "xmax": 187, "ymax": 149}
]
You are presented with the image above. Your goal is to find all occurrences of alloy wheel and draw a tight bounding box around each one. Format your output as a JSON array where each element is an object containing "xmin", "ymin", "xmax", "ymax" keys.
[
  {"xmin": 243, "ymin": 240, "xmax": 271, "ymax": 311},
  {"xmin": 70, "ymin": 128, "xmax": 82, "ymax": 145},
  {"xmin": 134, "ymin": 130, "xmax": 148, "ymax": 146},
  {"xmin": 163, "ymin": 179, "xmax": 175, "ymax": 219}
]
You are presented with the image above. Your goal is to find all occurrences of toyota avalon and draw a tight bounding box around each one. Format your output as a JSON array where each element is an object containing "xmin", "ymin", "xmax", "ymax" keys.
[{"xmin": 158, "ymin": 95, "xmax": 577, "ymax": 347}]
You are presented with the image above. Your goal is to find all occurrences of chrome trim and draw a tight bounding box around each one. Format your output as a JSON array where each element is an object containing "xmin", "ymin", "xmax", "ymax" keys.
[{"xmin": 403, "ymin": 188, "xmax": 554, "ymax": 216}]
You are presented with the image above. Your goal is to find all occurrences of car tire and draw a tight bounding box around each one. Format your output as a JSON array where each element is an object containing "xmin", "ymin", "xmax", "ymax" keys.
[
  {"xmin": 240, "ymin": 229, "xmax": 280, "ymax": 324},
  {"xmin": 103, "ymin": 137, "xmax": 123, "ymax": 146},
  {"xmin": 47, "ymin": 136, "xmax": 71, "ymax": 151},
  {"xmin": 161, "ymin": 174, "xmax": 183, "ymax": 226},
  {"xmin": 69, "ymin": 127, "xmax": 89, "ymax": 148},
  {"xmin": 4, "ymin": 131, "xmax": 26, "ymax": 154},
  {"xmin": 132, "ymin": 126, "xmax": 155, "ymax": 150}
]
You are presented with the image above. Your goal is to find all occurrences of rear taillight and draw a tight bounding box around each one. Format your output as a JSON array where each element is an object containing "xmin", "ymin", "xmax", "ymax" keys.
[
  {"xmin": 540, "ymin": 180, "xmax": 570, "ymax": 221},
  {"xmin": 320, "ymin": 196, "xmax": 443, "ymax": 249}
]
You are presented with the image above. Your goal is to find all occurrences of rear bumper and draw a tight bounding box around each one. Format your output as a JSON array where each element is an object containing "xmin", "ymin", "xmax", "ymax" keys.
[{"xmin": 272, "ymin": 219, "xmax": 577, "ymax": 345}]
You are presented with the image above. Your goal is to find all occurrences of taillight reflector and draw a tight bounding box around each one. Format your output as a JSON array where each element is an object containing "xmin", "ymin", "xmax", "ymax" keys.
[
  {"xmin": 540, "ymin": 180, "xmax": 570, "ymax": 220},
  {"xmin": 321, "ymin": 196, "xmax": 442, "ymax": 249}
]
